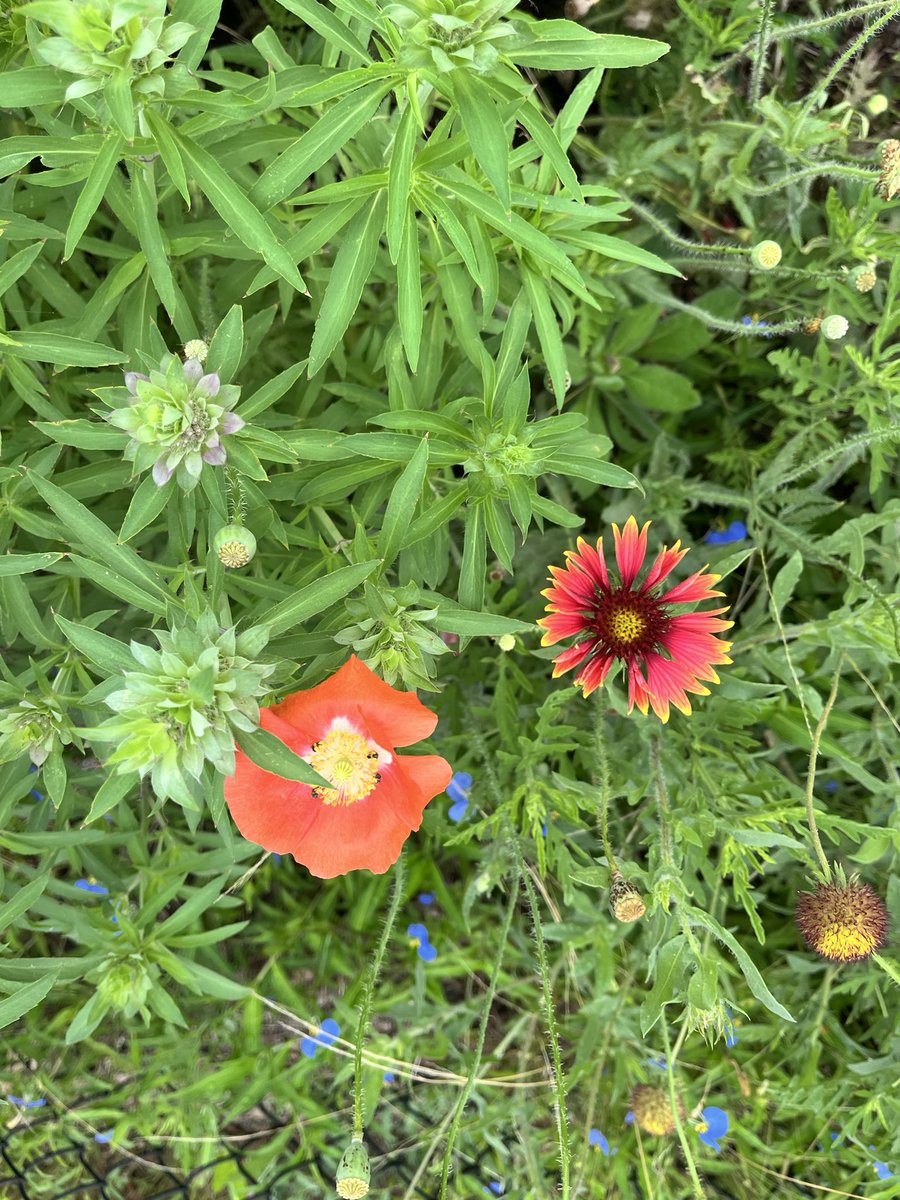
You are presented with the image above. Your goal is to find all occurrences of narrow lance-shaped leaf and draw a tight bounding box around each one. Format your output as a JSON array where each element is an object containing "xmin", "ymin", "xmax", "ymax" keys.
[
  {"xmin": 450, "ymin": 70, "xmax": 511, "ymax": 212},
  {"xmin": 234, "ymin": 728, "xmax": 331, "ymax": 789},
  {"xmin": 380, "ymin": 437, "xmax": 429, "ymax": 570}
]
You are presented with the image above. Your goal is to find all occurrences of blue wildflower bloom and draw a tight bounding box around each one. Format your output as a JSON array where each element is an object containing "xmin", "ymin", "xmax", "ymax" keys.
[
  {"xmin": 541, "ymin": 821, "xmax": 548, "ymax": 837},
  {"xmin": 407, "ymin": 923, "xmax": 438, "ymax": 962},
  {"xmin": 696, "ymin": 1107, "xmax": 729, "ymax": 1153},
  {"xmin": 741, "ymin": 314, "xmax": 773, "ymax": 338},
  {"xmin": 824, "ymin": 780, "xmax": 839, "ymax": 793},
  {"xmin": 383, "ymin": 1072, "xmax": 395, "ymax": 1083},
  {"xmin": 588, "ymin": 1128, "xmax": 610, "ymax": 1154},
  {"xmin": 300, "ymin": 1017, "xmax": 340, "ymax": 1059},
  {"xmin": 724, "ymin": 1006, "xmax": 739, "ymax": 1047},
  {"xmin": 704, "ymin": 521, "xmax": 748, "ymax": 545},
  {"xmin": 484, "ymin": 1183, "xmax": 504, "ymax": 1196},
  {"xmin": 447, "ymin": 772, "xmax": 472, "ymax": 822},
  {"xmin": 873, "ymin": 1161, "xmax": 894, "ymax": 1180},
  {"xmin": 7, "ymin": 1096, "xmax": 47, "ymax": 1108},
  {"xmin": 75, "ymin": 879, "xmax": 109, "ymax": 895},
  {"xmin": 417, "ymin": 892, "xmax": 435, "ymax": 905},
  {"xmin": 95, "ymin": 1131, "xmax": 114, "ymax": 1144},
  {"xmin": 646, "ymin": 1055, "xmax": 667, "ymax": 1069},
  {"xmin": 625, "ymin": 1111, "xmax": 634, "ymax": 1125}
]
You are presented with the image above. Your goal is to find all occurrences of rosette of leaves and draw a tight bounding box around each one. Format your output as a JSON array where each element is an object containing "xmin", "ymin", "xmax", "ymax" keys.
[
  {"xmin": 0, "ymin": 693, "xmax": 73, "ymax": 766},
  {"xmin": 380, "ymin": 0, "xmax": 519, "ymax": 73},
  {"xmin": 88, "ymin": 615, "xmax": 273, "ymax": 808},
  {"xmin": 105, "ymin": 352, "xmax": 244, "ymax": 491},
  {"xmin": 334, "ymin": 582, "xmax": 450, "ymax": 690},
  {"xmin": 20, "ymin": 0, "xmax": 193, "ymax": 136}
]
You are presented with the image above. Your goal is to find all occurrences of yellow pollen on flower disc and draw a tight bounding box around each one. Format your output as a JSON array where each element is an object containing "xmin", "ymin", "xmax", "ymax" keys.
[
  {"xmin": 217, "ymin": 540, "xmax": 251, "ymax": 568},
  {"xmin": 308, "ymin": 729, "xmax": 380, "ymax": 806},
  {"xmin": 610, "ymin": 608, "xmax": 646, "ymax": 644},
  {"xmin": 818, "ymin": 921, "xmax": 879, "ymax": 962}
]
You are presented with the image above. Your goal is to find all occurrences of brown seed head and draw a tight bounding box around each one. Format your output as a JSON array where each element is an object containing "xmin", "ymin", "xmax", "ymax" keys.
[
  {"xmin": 630, "ymin": 1084, "xmax": 683, "ymax": 1136},
  {"xmin": 609, "ymin": 871, "xmax": 646, "ymax": 923},
  {"xmin": 795, "ymin": 880, "xmax": 887, "ymax": 963}
]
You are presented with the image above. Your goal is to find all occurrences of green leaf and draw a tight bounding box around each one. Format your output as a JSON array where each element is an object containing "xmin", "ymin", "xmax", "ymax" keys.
[
  {"xmin": 459, "ymin": 503, "xmax": 486, "ymax": 612},
  {"xmin": 770, "ymin": 550, "xmax": 803, "ymax": 619},
  {"xmin": 624, "ymin": 364, "xmax": 701, "ymax": 413},
  {"xmin": 240, "ymin": 362, "xmax": 307, "ymax": 420},
  {"xmin": 379, "ymin": 437, "xmax": 429, "ymax": 570},
  {"xmin": 396, "ymin": 209, "xmax": 423, "ymax": 371},
  {"xmin": 172, "ymin": 128, "xmax": 307, "ymax": 293},
  {"xmin": 130, "ymin": 159, "xmax": 178, "ymax": 318},
  {"xmin": 33, "ymin": 419, "xmax": 125, "ymax": 450},
  {"xmin": 65, "ymin": 991, "xmax": 108, "ymax": 1044},
  {"xmin": 518, "ymin": 98, "xmax": 582, "ymax": 200},
  {"xmin": 0, "ymin": 330, "xmax": 127, "ymax": 367},
  {"xmin": 154, "ymin": 876, "xmax": 230, "ymax": 938},
  {"xmin": 260, "ymin": 559, "xmax": 380, "ymax": 637},
  {"xmin": 0, "ymin": 874, "xmax": 49, "ymax": 935},
  {"xmin": 0, "ymin": 66, "xmax": 66, "ymax": 106},
  {"xmin": 545, "ymin": 450, "xmax": 639, "ymax": 490},
  {"xmin": 274, "ymin": 0, "xmax": 371, "ymax": 62},
  {"xmin": 522, "ymin": 266, "xmax": 568, "ymax": 405},
  {"xmin": 142, "ymin": 108, "xmax": 190, "ymax": 205},
  {"xmin": 55, "ymin": 615, "xmax": 135, "ymax": 676},
  {"xmin": 0, "ymin": 971, "xmax": 59, "ymax": 1032},
  {"xmin": 307, "ymin": 191, "xmax": 387, "ymax": 376},
  {"xmin": 508, "ymin": 26, "xmax": 669, "ymax": 70},
  {"xmin": 686, "ymin": 907, "xmax": 794, "ymax": 1022},
  {"xmin": 250, "ymin": 81, "xmax": 393, "ymax": 211},
  {"xmin": 640, "ymin": 935, "xmax": 687, "ymax": 1035},
  {"xmin": 206, "ymin": 304, "xmax": 244, "ymax": 382},
  {"xmin": 0, "ymin": 242, "xmax": 45, "ymax": 298},
  {"xmin": 119, "ymin": 476, "xmax": 173, "ymax": 542},
  {"xmin": 0, "ymin": 552, "xmax": 64, "ymax": 577},
  {"xmin": 234, "ymin": 728, "xmax": 330, "ymax": 788},
  {"xmin": 83, "ymin": 770, "xmax": 136, "ymax": 824},
  {"xmin": 387, "ymin": 103, "xmax": 417, "ymax": 263},
  {"xmin": 451, "ymin": 70, "xmax": 510, "ymax": 211},
  {"xmin": 434, "ymin": 608, "xmax": 534, "ymax": 637},
  {"xmin": 64, "ymin": 133, "xmax": 123, "ymax": 261}
]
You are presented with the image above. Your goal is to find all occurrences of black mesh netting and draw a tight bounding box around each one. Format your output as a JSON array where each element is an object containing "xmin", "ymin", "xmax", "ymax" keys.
[{"xmin": 0, "ymin": 1088, "xmax": 494, "ymax": 1199}]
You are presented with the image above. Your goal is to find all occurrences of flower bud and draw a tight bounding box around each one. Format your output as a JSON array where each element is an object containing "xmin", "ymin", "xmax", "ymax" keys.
[
  {"xmin": 498, "ymin": 634, "xmax": 516, "ymax": 652},
  {"xmin": 336, "ymin": 1138, "xmax": 370, "ymax": 1198},
  {"xmin": 795, "ymin": 879, "xmax": 887, "ymax": 963},
  {"xmin": 183, "ymin": 339, "xmax": 208, "ymax": 363},
  {"xmin": 97, "ymin": 957, "xmax": 151, "ymax": 1013},
  {"xmin": 852, "ymin": 266, "xmax": 876, "ymax": 293},
  {"xmin": 609, "ymin": 870, "xmax": 646, "ymax": 923},
  {"xmin": 821, "ymin": 315, "xmax": 849, "ymax": 341},
  {"xmin": 802, "ymin": 315, "xmax": 822, "ymax": 336},
  {"xmin": 750, "ymin": 240, "xmax": 782, "ymax": 270},
  {"xmin": 877, "ymin": 139, "xmax": 900, "ymax": 201},
  {"xmin": 213, "ymin": 525, "xmax": 257, "ymax": 568},
  {"xmin": 630, "ymin": 1084, "xmax": 683, "ymax": 1136}
]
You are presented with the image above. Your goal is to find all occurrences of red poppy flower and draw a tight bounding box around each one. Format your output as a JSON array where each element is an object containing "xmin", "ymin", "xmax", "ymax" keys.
[
  {"xmin": 224, "ymin": 656, "xmax": 452, "ymax": 878},
  {"xmin": 538, "ymin": 516, "xmax": 733, "ymax": 721}
]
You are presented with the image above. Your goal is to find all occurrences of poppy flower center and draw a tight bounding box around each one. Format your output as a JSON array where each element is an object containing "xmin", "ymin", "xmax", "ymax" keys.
[
  {"xmin": 592, "ymin": 589, "xmax": 669, "ymax": 659},
  {"xmin": 307, "ymin": 729, "xmax": 381, "ymax": 806}
]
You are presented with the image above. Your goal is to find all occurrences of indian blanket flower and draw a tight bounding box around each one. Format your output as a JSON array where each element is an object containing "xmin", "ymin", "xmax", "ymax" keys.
[
  {"xmin": 224, "ymin": 656, "xmax": 452, "ymax": 878},
  {"xmin": 407, "ymin": 922, "xmax": 438, "ymax": 962},
  {"xmin": 695, "ymin": 1106, "xmax": 729, "ymax": 1153},
  {"xmin": 539, "ymin": 517, "xmax": 733, "ymax": 721},
  {"xmin": 795, "ymin": 879, "xmax": 888, "ymax": 963},
  {"xmin": 105, "ymin": 352, "xmax": 244, "ymax": 491},
  {"xmin": 300, "ymin": 1017, "xmax": 340, "ymax": 1059}
]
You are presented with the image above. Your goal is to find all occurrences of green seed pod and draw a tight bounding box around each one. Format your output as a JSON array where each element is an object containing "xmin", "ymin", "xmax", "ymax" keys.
[
  {"xmin": 852, "ymin": 266, "xmax": 876, "ymax": 293},
  {"xmin": 498, "ymin": 634, "xmax": 516, "ymax": 652},
  {"xmin": 750, "ymin": 240, "xmax": 782, "ymax": 270},
  {"xmin": 336, "ymin": 1138, "xmax": 370, "ymax": 1198},
  {"xmin": 213, "ymin": 525, "xmax": 257, "ymax": 568},
  {"xmin": 821, "ymin": 315, "xmax": 849, "ymax": 341}
]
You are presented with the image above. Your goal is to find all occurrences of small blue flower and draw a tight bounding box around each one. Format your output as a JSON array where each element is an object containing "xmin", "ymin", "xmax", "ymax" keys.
[
  {"xmin": 724, "ymin": 1006, "xmax": 739, "ymax": 1047},
  {"xmin": 484, "ymin": 1183, "xmax": 504, "ymax": 1196},
  {"xmin": 300, "ymin": 1017, "xmax": 340, "ymax": 1058},
  {"xmin": 30, "ymin": 789, "xmax": 45, "ymax": 801},
  {"xmin": 417, "ymin": 892, "xmax": 435, "ymax": 905},
  {"xmin": 824, "ymin": 780, "xmax": 839, "ymax": 793},
  {"xmin": 6, "ymin": 1096, "xmax": 46, "ymax": 1108},
  {"xmin": 541, "ymin": 821, "xmax": 548, "ymax": 837},
  {"xmin": 704, "ymin": 520, "xmax": 748, "ymax": 545},
  {"xmin": 447, "ymin": 772, "xmax": 473, "ymax": 822},
  {"xmin": 741, "ymin": 314, "xmax": 773, "ymax": 338},
  {"xmin": 407, "ymin": 923, "xmax": 438, "ymax": 962},
  {"xmin": 696, "ymin": 1107, "xmax": 729, "ymax": 1153},
  {"xmin": 588, "ymin": 1128, "xmax": 610, "ymax": 1154},
  {"xmin": 383, "ymin": 1072, "xmax": 395, "ymax": 1083},
  {"xmin": 646, "ymin": 1055, "xmax": 667, "ymax": 1069},
  {"xmin": 873, "ymin": 1161, "xmax": 894, "ymax": 1180},
  {"xmin": 625, "ymin": 1111, "xmax": 634, "ymax": 1125},
  {"xmin": 95, "ymin": 1130, "xmax": 114, "ymax": 1144},
  {"xmin": 75, "ymin": 879, "xmax": 109, "ymax": 895}
]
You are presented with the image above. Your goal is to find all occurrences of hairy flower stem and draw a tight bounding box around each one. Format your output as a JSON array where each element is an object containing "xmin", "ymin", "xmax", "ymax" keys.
[
  {"xmin": 593, "ymin": 698, "xmax": 617, "ymax": 872},
  {"xmin": 798, "ymin": 0, "xmax": 900, "ymax": 123},
  {"xmin": 438, "ymin": 877, "xmax": 518, "ymax": 1200},
  {"xmin": 660, "ymin": 1019, "xmax": 705, "ymax": 1199},
  {"xmin": 750, "ymin": 0, "xmax": 775, "ymax": 106},
  {"xmin": 352, "ymin": 850, "xmax": 406, "ymax": 1139},
  {"xmin": 804, "ymin": 665, "xmax": 843, "ymax": 883},
  {"xmin": 873, "ymin": 954, "xmax": 900, "ymax": 988}
]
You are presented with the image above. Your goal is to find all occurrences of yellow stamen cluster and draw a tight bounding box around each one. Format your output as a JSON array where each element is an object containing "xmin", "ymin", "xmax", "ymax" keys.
[
  {"xmin": 610, "ymin": 608, "xmax": 646, "ymax": 644},
  {"xmin": 308, "ymin": 729, "xmax": 380, "ymax": 806},
  {"xmin": 217, "ymin": 540, "xmax": 252, "ymax": 568}
]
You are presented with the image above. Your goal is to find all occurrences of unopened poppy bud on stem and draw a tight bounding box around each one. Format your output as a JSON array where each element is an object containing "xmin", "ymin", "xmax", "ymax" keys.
[
  {"xmin": 214, "ymin": 524, "xmax": 256, "ymax": 568},
  {"xmin": 609, "ymin": 870, "xmax": 646, "ymax": 923},
  {"xmin": 336, "ymin": 1137, "xmax": 370, "ymax": 1198},
  {"xmin": 750, "ymin": 240, "xmax": 782, "ymax": 270}
]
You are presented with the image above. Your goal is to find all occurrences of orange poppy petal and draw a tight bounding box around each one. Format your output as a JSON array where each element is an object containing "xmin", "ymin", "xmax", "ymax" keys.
[{"xmin": 273, "ymin": 655, "xmax": 437, "ymax": 748}]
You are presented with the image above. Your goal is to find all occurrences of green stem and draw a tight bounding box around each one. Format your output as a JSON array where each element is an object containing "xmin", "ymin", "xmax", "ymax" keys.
[
  {"xmin": 352, "ymin": 851, "xmax": 407, "ymax": 1138},
  {"xmin": 734, "ymin": 163, "xmax": 878, "ymax": 196},
  {"xmin": 593, "ymin": 697, "xmax": 617, "ymax": 872},
  {"xmin": 438, "ymin": 879, "xmax": 518, "ymax": 1199},
  {"xmin": 873, "ymin": 953, "xmax": 900, "ymax": 988},
  {"xmin": 804, "ymin": 665, "xmax": 843, "ymax": 883},
  {"xmin": 798, "ymin": 1, "xmax": 900, "ymax": 122},
  {"xmin": 749, "ymin": 0, "xmax": 775, "ymax": 106},
  {"xmin": 659, "ymin": 1020, "xmax": 705, "ymax": 1199}
]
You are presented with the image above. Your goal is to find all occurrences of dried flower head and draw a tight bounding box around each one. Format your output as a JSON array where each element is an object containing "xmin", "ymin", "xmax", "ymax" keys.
[
  {"xmin": 795, "ymin": 880, "xmax": 887, "ymax": 963},
  {"xmin": 802, "ymin": 315, "xmax": 823, "ymax": 335},
  {"xmin": 630, "ymin": 1084, "xmax": 683, "ymax": 1136},
  {"xmin": 609, "ymin": 870, "xmax": 646, "ymax": 923},
  {"xmin": 852, "ymin": 266, "xmax": 876, "ymax": 294},
  {"xmin": 877, "ymin": 139, "xmax": 900, "ymax": 201}
]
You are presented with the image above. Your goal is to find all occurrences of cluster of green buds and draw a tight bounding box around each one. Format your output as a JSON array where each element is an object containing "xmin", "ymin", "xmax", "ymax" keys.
[
  {"xmin": 0, "ymin": 693, "xmax": 73, "ymax": 766},
  {"xmin": 104, "ymin": 351, "xmax": 244, "ymax": 491},
  {"xmin": 334, "ymin": 582, "xmax": 450, "ymax": 690},
  {"xmin": 88, "ymin": 614, "xmax": 273, "ymax": 807},
  {"xmin": 94, "ymin": 953, "xmax": 152, "ymax": 1016},
  {"xmin": 21, "ymin": 0, "xmax": 193, "ymax": 134},
  {"xmin": 381, "ymin": 0, "xmax": 518, "ymax": 73}
]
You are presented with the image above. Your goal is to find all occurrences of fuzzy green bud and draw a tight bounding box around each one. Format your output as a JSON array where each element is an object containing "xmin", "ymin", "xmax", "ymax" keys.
[
  {"xmin": 821, "ymin": 315, "xmax": 849, "ymax": 341},
  {"xmin": 213, "ymin": 524, "xmax": 257, "ymax": 568},
  {"xmin": 750, "ymin": 240, "xmax": 782, "ymax": 270},
  {"xmin": 867, "ymin": 94, "xmax": 888, "ymax": 117},
  {"xmin": 336, "ymin": 1138, "xmax": 370, "ymax": 1198}
]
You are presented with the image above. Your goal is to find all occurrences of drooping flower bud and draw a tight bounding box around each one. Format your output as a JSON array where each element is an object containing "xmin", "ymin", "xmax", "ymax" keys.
[
  {"xmin": 750, "ymin": 240, "xmax": 782, "ymax": 270},
  {"xmin": 336, "ymin": 1137, "xmax": 370, "ymax": 1198},
  {"xmin": 213, "ymin": 524, "xmax": 257, "ymax": 568},
  {"xmin": 821, "ymin": 315, "xmax": 849, "ymax": 341},
  {"xmin": 184, "ymin": 339, "xmax": 209, "ymax": 363},
  {"xmin": 609, "ymin": 870, "xmax": 646, "ymax": 923},
  {"xmin": 877, "ymin": 139, "xmax": 900, "ymax": 201},
  {"xmin": 630, "ymin": 1084, "xmax": 683, "ymax": 1136},
  {"xmin": 795, "ymin": 879, "xmax": 887, "ymax": 963}
]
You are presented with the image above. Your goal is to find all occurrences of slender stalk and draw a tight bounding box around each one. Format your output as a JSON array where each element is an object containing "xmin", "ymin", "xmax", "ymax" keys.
[
  {"xmin": 749, "ymin": 0, "xmax": 776, "ymax": 106},
  {"xmin": 873, "ymin": 954, "xmax": 900, "ymax": 988},
  {"xmin": 438, "ymin": 878, "xmax": 518, "ymax": 1199},
  {"xmin": 352, "ymin": 851, "xmax": 407, "ymax": 1138},
  {"xmin": 659, "ymin": 1020, "xmax": 705, "ymax": 1199},
  {"xmin": 804, "ymin": 665, "xmax": 843, "ymax": 883},
  {"xmin": 593, "ymin": 697, "xmax": 617, "ymax": 872},
  {"xmin": 798, "ymin": 1, "xmax": 900, "ymax": 122}
]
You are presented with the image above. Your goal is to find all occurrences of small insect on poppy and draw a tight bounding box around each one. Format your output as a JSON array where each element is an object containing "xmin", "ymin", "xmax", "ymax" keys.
[{"xmin": 224, "ymin": 656, "xmax": 452, "ymax": 878}]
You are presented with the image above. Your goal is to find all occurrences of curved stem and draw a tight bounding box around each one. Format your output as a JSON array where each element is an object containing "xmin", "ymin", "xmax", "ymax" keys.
[
  {"xmin": 798, "ymin": 1, "xmax": 900, "ymax": 122},
  {"xmin": 659, "ymin": 1018, "xmax": 705, "ymax": 1199},
  {"xmin": 750, "ymin": 0, "xmax": 775, "ymax": 106},
  {"xmin": 804, "ymin": 664, "xmax": 843, "ymax": 882}
]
